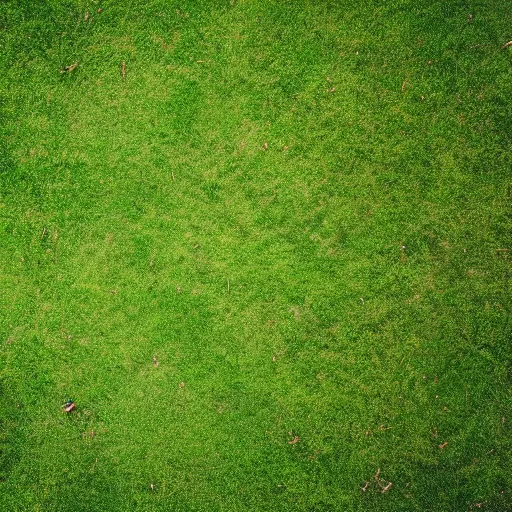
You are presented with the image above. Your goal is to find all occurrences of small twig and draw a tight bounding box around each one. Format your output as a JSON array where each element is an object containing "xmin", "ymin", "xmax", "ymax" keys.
[
  {"xmin": 171, "ymin": 171, "xmax": 175, "ymax": 181},
  {"xmin": 361, "ymin": 482, "xmax": 370, "ymax": 492},
  {"xmin": 381, "ymin": 482, "xmax": 392, "ymax": 493},
  {"xmin": 439, "ymin": 442, "xmax": 448, "ymax": 450},
  {"xmin": 502, "ymin": 41, "xmax": 512, "ymax": 49},
  {"xmin": 41, "ymin": 226, "xmax": 47, "ymax": 240}
]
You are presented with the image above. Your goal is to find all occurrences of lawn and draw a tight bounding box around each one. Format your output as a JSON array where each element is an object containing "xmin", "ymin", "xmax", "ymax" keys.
[{"xmin": 1, "ymin": 1, "xmax": 511, "ymax": 510}]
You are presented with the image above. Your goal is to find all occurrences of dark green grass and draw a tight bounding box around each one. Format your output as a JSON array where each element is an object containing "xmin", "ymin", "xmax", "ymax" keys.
[{"xmin": 1, "ymin": 1, "xmax": 511, "ymax": 510}]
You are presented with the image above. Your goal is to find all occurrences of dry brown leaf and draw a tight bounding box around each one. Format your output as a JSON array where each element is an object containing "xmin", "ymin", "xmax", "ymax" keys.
[
  {"xmin": 288, "ymin": 435, "xmax": 299, "ymax": 445},
  {"xmin": 60, "ymin": 62, "xmax": 78, "ymax": 73}
]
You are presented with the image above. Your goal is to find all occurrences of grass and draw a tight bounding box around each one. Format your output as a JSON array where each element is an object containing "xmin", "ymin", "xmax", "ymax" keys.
[{"xmin": 1, "ymin": 0, "xmax": 511, "ymax": 510}]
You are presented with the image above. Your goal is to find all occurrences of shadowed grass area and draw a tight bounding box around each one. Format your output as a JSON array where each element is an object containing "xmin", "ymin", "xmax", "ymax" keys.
[{"xmin": 1, "ymin": 0, "xmax": 511, "ymax": 510}]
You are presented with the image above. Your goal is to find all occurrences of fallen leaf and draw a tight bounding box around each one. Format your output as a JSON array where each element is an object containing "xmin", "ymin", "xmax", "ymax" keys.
[
  {"xmin": 60, "ymin": 62, "xmax": 78, "ymax": 73},
  {"xmin": 288, "ymin": 435, "xmax": 299, "ymax": 445}
]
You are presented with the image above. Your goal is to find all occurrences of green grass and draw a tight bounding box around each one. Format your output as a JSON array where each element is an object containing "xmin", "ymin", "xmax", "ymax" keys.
[{"xmin": 1, "ymin": 0, "xmax": 511, "ymax": 510}]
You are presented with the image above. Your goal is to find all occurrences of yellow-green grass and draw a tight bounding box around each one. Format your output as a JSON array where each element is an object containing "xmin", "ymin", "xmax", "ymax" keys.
[{"xmin": 1, "ymin": 1, "xmax": 511, "ymax": 510}]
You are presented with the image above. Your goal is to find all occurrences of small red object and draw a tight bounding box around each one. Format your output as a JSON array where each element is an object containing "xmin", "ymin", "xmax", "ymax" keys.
[{"xmin": 63, "ymin": 401, "xmax": 76, "ymax": 412}]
